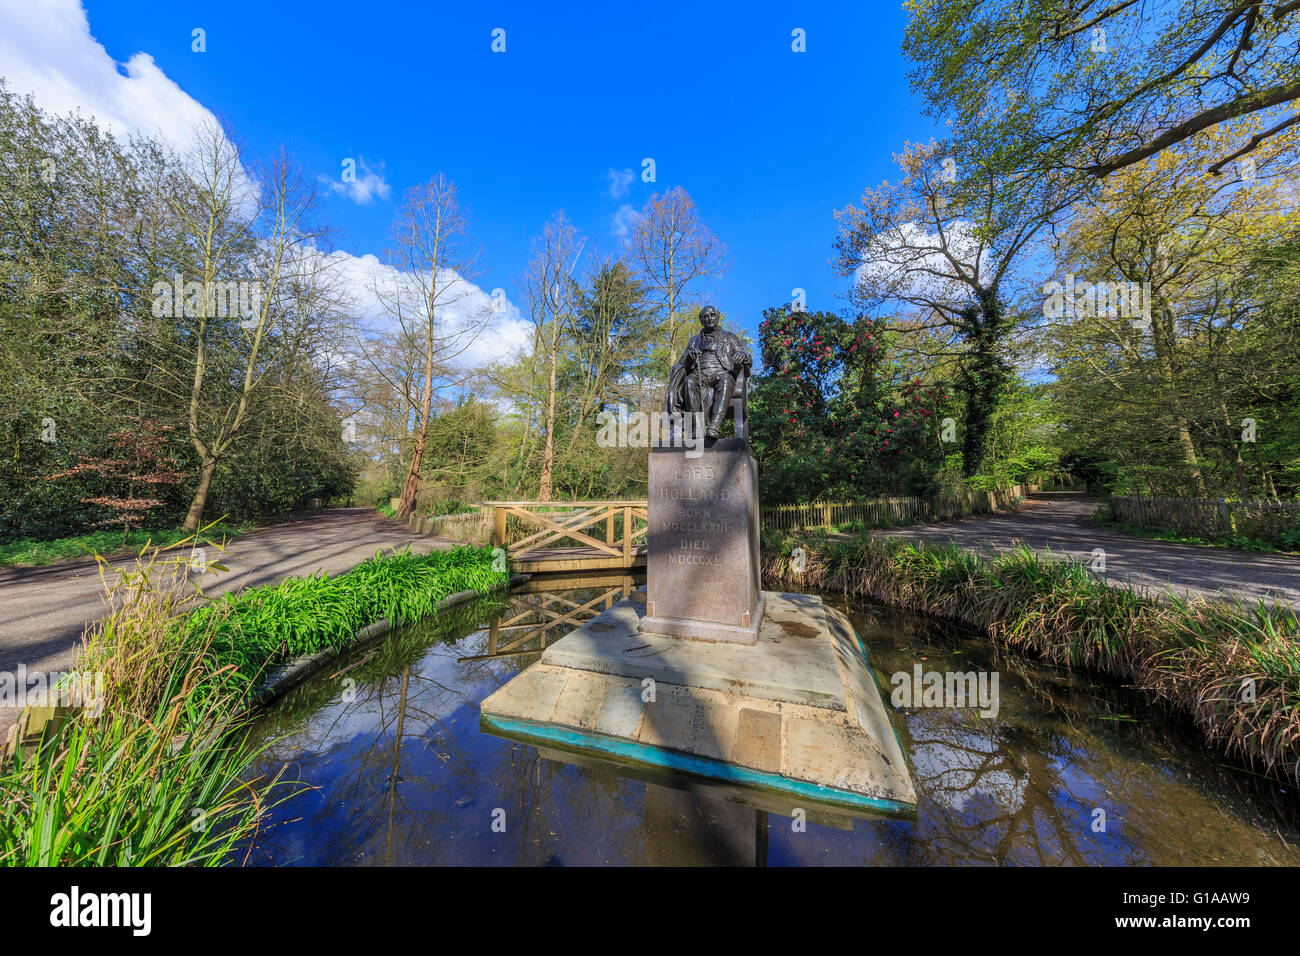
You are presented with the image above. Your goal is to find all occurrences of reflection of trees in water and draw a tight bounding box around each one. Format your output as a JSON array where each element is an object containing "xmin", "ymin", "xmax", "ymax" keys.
[
  {"xmin": 244, "ymin": 589, "xmax": 1300, "ymax": 866},
  {"xmin": 244, "ymin": 586, "xmax": 650, "ymax": 865},
  {"xmin": 838, "ymin": 603, "xmax": 1300, "ymax": 867}
]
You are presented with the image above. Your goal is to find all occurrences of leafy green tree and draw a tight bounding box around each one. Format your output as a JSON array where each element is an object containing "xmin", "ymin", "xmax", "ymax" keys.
[{"xmin": 904, "ymin": 0, "xmax": 1300, "ymax": 180}]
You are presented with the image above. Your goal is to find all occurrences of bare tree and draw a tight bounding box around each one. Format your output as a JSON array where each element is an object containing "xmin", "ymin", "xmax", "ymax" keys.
[
  {"xmin": 167, "ymin": 122, "xmax": 336, "ymax": 531},
  {"xmin": 628, "ymin": 186, "xmax": 726, "ymax": 364},
  {"xmin": 368, "ymin": 174, "xmax": 484, "ymax": 518},
  {"xmin": 521, "ymin": 212, "xmax": 583, "ymax": 502}
]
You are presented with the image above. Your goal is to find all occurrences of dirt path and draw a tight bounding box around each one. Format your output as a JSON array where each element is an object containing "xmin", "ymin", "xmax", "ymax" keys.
[
  {"xmin": 873, "ymin": 492, "xmax": 1300, "ymax": 607},
  {"xmin": 0, "ymin": 508, "xmax": 457, "ymax": 741}
]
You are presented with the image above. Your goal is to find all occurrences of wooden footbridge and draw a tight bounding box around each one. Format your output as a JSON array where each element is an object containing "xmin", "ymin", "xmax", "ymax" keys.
[{"xmin": 486, "ymin": 500, "xmax": 648, "ymax": 575}]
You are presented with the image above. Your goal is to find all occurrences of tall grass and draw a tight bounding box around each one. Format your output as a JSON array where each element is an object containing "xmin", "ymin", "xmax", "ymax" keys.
[
  {"xmin": 0, "ymin": 542, "xmax": 506, "ymax": 865},
  {"xmin": 0, "ymin": 550, "xmax": 286, "ymax": 865},
  {"xmin": 762, "ymin": 531, "xmax": 1300, "ymax": 782}
]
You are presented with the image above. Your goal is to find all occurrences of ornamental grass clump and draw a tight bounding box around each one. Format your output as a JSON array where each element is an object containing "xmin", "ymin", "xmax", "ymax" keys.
[
  {"xmin": 0, "ymin": 539, "xmax": 504, "ymax": 866},
  {"xmin": 0, "ymin": 547, "xmax": 284, "ymax": 866},
  {"xmin": 762, "ymin": 531, "xmax": 1300, "ymax": 782}
]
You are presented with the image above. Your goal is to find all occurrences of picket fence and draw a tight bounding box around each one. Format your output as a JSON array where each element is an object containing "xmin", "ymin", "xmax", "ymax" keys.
[
  {"xmin": 1108, "ymin": 496, "xmax": 1300, "ymax": 541},
  {"xmin": 761, "ymin": 485, "xmax": 1027, "ymax": 532}
]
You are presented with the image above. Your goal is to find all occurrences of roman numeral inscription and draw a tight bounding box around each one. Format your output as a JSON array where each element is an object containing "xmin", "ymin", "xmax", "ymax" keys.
[{"xmin": 642, "ymin": 441, "xmax": 764, "ymax": 644}]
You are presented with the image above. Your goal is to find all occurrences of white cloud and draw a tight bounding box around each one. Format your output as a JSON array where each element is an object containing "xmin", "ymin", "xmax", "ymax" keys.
[
  {"xmin": 326, "ymin": 250, "xmax": 530, "ymax": 371},
  {"xmin": 853, "ymin": 219, "xmax": 990, "ymax": 305},
  {"xmin": 0, "ymin": 0, "xmax": 221, "ymax": 152},
  {"xmin": 605, "ymin": 166, "xmax": 634, "ymax": 200},
  {"xmin": 610, "ymin": 203, "xmax": 640, "ymax": 238},
  {"xmin": 324, "ymin": 157, "xmax": 391, "ymax": 205},
  {"xmin": 0, "ymin": 0, "xmax": 527, "ymax": 372}
]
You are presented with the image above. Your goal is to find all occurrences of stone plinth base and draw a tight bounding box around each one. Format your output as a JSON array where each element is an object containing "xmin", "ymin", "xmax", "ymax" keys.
[
  {"xmin": 643, "ymin": 442, "xmax": 762, "ymax": 644},
  {"xmin": 480, "ymin": 591, "xmax": 916, "ymax": 817}
]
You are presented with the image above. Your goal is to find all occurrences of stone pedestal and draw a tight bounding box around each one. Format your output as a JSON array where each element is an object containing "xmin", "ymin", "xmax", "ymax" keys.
[
  {"xmin": 480, "ymin": 592, "xmax": 918, "ymax": 818},
  {"xmin": 640, "ymin": 439, "xmax": 764, "ymax": 644}
]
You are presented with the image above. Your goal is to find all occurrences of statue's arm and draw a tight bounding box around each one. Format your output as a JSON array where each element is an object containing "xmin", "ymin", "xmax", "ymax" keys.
[{"xmin": 732, "ymin": 334, "xmax": 753, "ymax": 370}]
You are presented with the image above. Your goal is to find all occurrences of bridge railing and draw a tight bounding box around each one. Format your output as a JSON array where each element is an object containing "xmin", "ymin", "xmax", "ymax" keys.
[{"xmin": 483, "ymin": 501, "xmax": 649, "ymax": 567}]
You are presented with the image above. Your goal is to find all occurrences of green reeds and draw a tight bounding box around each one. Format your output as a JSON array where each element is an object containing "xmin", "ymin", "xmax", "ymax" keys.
[
  {"xmin": 181, "ymin": 544, "xmax": 506, "ymax": 695},
  {"xmin": 0, "ymin": 540, "xmax": 505, "ymax": 866},
  {"xmin": 0, "ymin": 548, "xmax": 285, "ymax": 866}
]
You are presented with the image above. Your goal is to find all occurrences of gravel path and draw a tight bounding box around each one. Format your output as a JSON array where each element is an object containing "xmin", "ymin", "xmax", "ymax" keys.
[
  {"xmin": 0, "ymin": 508, "xmax": 456, "ymax": 742},
  {"xmin": 872, "ymin": 492, "xmax": 1300, "ymax": 607}
]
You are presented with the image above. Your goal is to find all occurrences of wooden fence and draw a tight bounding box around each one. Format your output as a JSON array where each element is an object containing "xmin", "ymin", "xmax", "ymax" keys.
[
  {"xmin": 1108, "ymin": 496, "xmax": 1300, "ymax": 542},
  {"xmin": 485, "ymin": 501, "xmax": 649, "ymax": 571},
  {"xmin": 407, "ymin": 511, "xmax": 493, "ymax": 545},
  {"xmin": 761, "ymin": 485, "xmax": 1027, "ymax": 533}
]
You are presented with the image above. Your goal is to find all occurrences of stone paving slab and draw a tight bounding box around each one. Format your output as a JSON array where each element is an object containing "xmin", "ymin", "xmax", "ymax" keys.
[{"xmin": 537, "ymin": 590, "xmax": 844, "ymax": 711}]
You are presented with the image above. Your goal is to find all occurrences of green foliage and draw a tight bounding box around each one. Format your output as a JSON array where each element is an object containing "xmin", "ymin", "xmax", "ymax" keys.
[
  {"xmin": 902, "ymin": 0, "xmax": 1300, "ymax": 182},
  {"xmin": 180, "ymin": 545, "xmax": 506, "ymax": 695},
  {"xmin": 750, "ymin": 306, "xmax": 954, "ymax": 501},
  {"xmin": 0, "ymin": 548, "xmax": 286, "ymax": 865},
  {"xmin": 0, "ymin": 82, "xmax": 357, "ymax": 542}
]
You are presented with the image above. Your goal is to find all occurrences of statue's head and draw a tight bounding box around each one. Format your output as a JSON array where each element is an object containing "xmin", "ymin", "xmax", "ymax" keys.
[{"xmin": 698, "ymin": 305, "xmax": 720, "ymax": 331}]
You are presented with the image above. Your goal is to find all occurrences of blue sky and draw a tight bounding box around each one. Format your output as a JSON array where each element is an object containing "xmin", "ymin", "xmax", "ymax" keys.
[{"xmin": 16, "ymin": 1, "xmax": 944, "ymax": 351}]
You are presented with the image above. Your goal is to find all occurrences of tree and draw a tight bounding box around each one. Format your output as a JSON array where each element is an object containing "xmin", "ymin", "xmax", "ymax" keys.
[
  {"xmin": 749, "ymin": 305, "xmax": 952, "ymax": 501},
  {"xmin": 628, "ymin": 186, "xmax": 727, "ymax": 364},
  {"xmin": 369, "ymin": 173, "xmax": 483, "ymax": 519},
  {"xmin": 1043, "ymin": 121, "xmax": 1300, "ymax": 496},
  {"xmin": 48, "ymin": 417, "xmax": 184, "ymax": 544},
  {"xmin": 159, "ymin": 122, "xmax": 339, "ymax": 531},
  {"xmin": 520, "ymin": 212, "xmax": 583, "ymax": 501},
  {"xmin": 833, "ymin": 140, "xmax": 1066, "ymax": 476},
  {"xmin": 904, "ymin": 0, "xmax": 1300, "ymax": 180}
]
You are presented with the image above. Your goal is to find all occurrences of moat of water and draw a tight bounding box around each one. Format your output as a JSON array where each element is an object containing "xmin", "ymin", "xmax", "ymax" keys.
[{"xmin": 237, "ymin": 576, "xmax": 1300, "ymax": 866}]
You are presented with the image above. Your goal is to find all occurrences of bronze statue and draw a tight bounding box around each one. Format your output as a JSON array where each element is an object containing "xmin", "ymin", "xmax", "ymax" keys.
[{"xmin": 664, "ymin": 305, "xmax": 752, "ymax": 442}]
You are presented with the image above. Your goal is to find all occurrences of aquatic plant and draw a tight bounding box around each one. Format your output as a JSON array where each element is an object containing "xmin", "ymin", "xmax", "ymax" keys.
[
  {"xmin": 181, "ymin": 545, "xmax": 506, "ymax": 693},
  {"xmin": 0, "ymin": 541, "xmax": 506, "ymax": 866}
]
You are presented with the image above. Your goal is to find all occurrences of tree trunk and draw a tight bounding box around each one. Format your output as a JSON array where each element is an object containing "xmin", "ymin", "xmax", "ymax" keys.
[
  {"xmin": 1148, "ymin": 301, "xmax": 1205, "ymax": 496},
  {"xmin": 398, "ymin": 323, "xmax": 438, "ymax": 519},
  {"xmin": 538, "ymin": 345, "xmax": 557, "ymax": 501},
  {"xmin": 958, "ymin": 295, "xmax": 1011, "ymax": 478},
  {"xmin": 182, "ymin": 457, "xmax": 218, "ymax": 532}
]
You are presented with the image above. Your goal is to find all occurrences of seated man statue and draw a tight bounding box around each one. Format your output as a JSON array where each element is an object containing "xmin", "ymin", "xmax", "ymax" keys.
[{"xmin": 664, "ymin": 305, "xmax": 753, "ymax": 442}]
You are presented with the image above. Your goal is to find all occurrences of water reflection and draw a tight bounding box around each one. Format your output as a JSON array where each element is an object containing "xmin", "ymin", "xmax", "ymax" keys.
[
  {"xmin": 460, "ymin": 573, "xmax": 638, "ymax": 663},
  {"xmin": 238, "ymin": 578, "xmax": 1300, "ymax": 866}
]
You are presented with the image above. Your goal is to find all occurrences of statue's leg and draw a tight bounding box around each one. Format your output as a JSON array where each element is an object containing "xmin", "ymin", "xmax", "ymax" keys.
[
  {"xmin": 707, "ymin": 375, "xmax": 736, "ymax": 438},
  {"xmin": 684, "ymin": 372, "xmax": 703, "ymax": 442}
]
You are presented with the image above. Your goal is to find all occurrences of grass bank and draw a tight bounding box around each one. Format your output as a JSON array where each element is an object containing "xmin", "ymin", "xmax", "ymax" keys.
[
  {"xmin": 1, "ymin": 541, "xmax": 507, "ymax": 865},
  {"xmin": 181, "ymin": 544, "xmax": 507, "ymax": 699},
  {"xmin": 761, "ymin": 530, "xmax": 1300, "ymax": 783},
  {"xmin": 0, "ymin": 519, "xmax": 254, "ymax": 569},
  {"xmin": 1092, "ymin": 518, "xmax": 1300, "ymax": 555}
]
